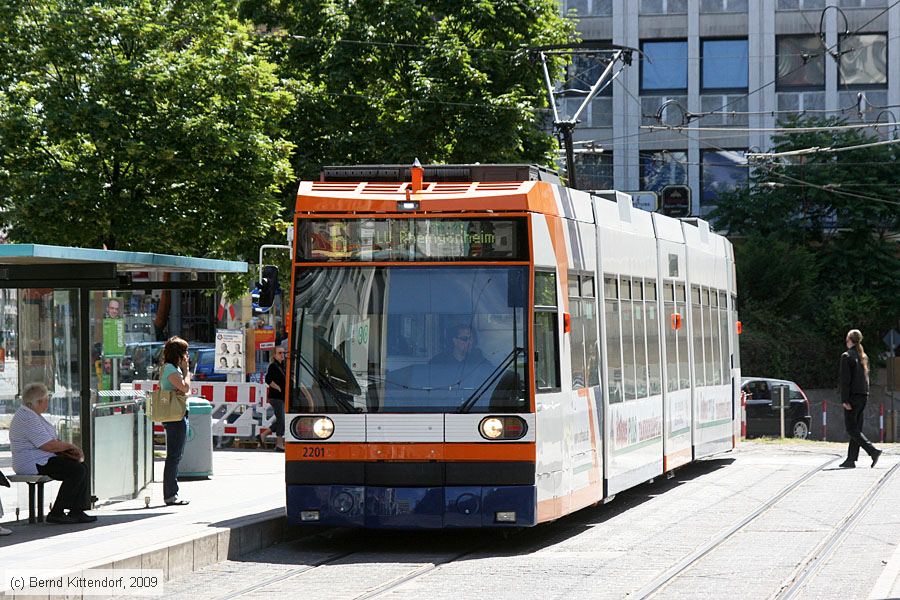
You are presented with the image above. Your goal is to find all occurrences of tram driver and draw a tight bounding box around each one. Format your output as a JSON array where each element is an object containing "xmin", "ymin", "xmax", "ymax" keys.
[{"xmin": 427, "ymin": 324, "xmax": 494, "ymax": 404}]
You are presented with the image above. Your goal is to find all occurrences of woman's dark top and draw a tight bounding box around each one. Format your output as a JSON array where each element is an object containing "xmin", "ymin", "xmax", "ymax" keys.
[
  {"xmin": 840, "ymin": 345, "xmax": 868, "ymax": 403},
  {"xmin": 265, "ymin": 359, "xmax": 286, "ymax": 401}
]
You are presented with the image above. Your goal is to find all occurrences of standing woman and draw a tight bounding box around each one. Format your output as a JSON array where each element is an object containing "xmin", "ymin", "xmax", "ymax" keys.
[
  {"xmin": 161, "ymin": 336, "xmax": 191, "ymax": 504},
  {"xmin": 839, "ymin": 329, "xmax": 882, "ymax": 468},
  {"xmin": 265, "ymin": 345, "xmax": 287, "ymax": 452}
]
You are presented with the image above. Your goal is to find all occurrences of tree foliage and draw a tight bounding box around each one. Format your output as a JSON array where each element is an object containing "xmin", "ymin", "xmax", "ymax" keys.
[
  {"xmin": 712, "ymin": 116, "xmax": 900, "ymax": 387},
  {"xmin": 0, "ymin": 0, "xmax": 294, "ymax": 267},
  {"xmin": 239, "ymin": 0, "xmax": 574, "ymax": 181}
]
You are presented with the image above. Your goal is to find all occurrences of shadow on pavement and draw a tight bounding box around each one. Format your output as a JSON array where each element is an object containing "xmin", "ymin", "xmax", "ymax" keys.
[
  {"xmin": 0, "ymin": 512, "xmax": 161, "ymax": 548},
  {"xmin": 226, "ymin": 457, "xmax": 737, "ymax": 567}
]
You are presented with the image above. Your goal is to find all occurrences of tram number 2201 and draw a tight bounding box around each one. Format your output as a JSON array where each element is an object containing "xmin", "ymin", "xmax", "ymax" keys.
[{"xmin": 302, "ymin": 446, "xmax": 326, "ymax": 458}]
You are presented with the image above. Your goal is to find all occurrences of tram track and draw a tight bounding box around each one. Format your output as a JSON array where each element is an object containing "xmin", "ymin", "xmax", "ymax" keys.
[
  {"xmin": 776, "ymin": 461, "xmax": 900, "ymax": 600},
  {"xmin": 631, "ymin": 454, "xmax": 842, "ymax": 600},
  {"xmin": 207, "ymin": 527, "xmax": 518, "ymax": 600}
]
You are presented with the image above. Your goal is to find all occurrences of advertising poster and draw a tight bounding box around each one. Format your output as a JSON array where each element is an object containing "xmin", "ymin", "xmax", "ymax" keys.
[
  {"xmin": 215, "ymin": 329, "xmax": 244, "ymax": 374},
  {"xmin": 102, "ymin": 297, "xmax": 125, "ymax": 358}
]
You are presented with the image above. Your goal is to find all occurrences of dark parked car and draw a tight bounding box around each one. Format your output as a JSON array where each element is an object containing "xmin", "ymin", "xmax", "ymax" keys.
[
  {"xmin": 148, "ymin": 342, "xmax": 214, "ymax": 380},
  {"xmin": 192, "ymin": 347, "xmax": 228, "ymax": 382},
  {"xmin": 741, "ymin": 377, "xmax": 811, "ymax": 439}
]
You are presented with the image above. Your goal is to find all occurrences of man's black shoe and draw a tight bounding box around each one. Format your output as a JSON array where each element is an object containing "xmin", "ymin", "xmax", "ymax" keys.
[
  {"xmin": 838, "ymin": 461, "xmax": 855, "ymax": 468},
  {"xmin": 871, "ymin": 450, "xmax": 883, "ymax": 468},
  {"xmin": 69, "ymin": 510, "xmax": 97, "ymax": 523},
  {"xmin": 46, "ymin": 512, "xmax": 77, "ymax": 524}
]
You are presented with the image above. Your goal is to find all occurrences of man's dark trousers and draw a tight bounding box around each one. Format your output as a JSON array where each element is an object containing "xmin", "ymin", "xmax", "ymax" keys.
[
  {"xmin": 36, "ymin": 456, "xmax": 90, "ymax": 512},
  {"xmin": 845, "ymin": 395, "xmax": 877, "ymax": 462}
]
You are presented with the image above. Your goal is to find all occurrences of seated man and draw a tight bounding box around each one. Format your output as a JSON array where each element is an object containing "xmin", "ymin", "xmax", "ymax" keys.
[{"xmin": 10, "ymin": 383, "xmax": 96, "ymax": 524}]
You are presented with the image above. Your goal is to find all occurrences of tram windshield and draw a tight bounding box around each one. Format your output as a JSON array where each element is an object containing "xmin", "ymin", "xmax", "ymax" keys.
[{"xmin": 291, "ymin": 266, "xmax": 528, "ymax": 414}]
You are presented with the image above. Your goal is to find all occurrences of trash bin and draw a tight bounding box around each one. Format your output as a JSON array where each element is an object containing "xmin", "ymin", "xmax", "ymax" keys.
[{"xmin": 178, "ymin": 397, "xmax": 213, "ymax": 478}]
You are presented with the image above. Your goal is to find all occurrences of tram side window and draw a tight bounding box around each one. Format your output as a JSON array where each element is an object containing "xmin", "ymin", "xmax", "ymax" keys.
[
  {"xmin": 582, "ymin": 276, "xmax": 600, "ymax": 387},
  {"xmin": 568, "ymin": 272, "xmax": 600, "ymax": 390},
  {"xmin": 676, "ymin": 283, "xmax": 689, "ymax": 390},
  {"xmin": 664, "ymin": 282, "xmax": 679, "ymax": 393},
  {"xmin": 691, "ymin": 285, "xmax": 705, "ymax": 387},
  {"xmin": 604, "ymin": 276, "xmax": 623, "ymax": 403},
  {"xmin": 568, "ymin": 274, "xmax": 586, "ymax": 390},
  {"xmin": 646, "ymin": 281, "xmax": 662, "ymax": 395},
  {"xmin": 719, "ymin": 291, "xmax": 729, "ymax": 378},
  {"xmin": 708, "ymin": 289, "xmax": 720, "ymax": 385},
  {"xmin": 731, "ymin": 293, "xmax": 741, "ymax": 370},
  {"xmin": 621, "ymin": 278, "xmax": 636, "ymax": 401},
  {"xmin": 633, "ymin": 279, "xmax": 649, "ymax": 399},
  {"xmin": 535, "ymin": 271, "xmax": 560, "ymax": 392}
]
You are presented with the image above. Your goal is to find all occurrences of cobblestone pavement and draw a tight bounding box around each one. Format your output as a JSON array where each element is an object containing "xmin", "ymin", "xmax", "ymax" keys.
[{"xmin": 143, "ymin": 442, "xmax": 900, "ymax": 600}]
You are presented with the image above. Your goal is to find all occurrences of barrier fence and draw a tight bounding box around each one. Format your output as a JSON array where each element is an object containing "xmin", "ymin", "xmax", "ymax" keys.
[{"xmin": 132, "ymin": 381, "xmax": 276, "ymax": 439}]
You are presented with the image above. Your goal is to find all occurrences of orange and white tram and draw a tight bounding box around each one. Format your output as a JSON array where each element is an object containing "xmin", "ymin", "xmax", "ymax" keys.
[{"xmin": 284, "ymin": 164, "xmax": 740, "ymax": 528}]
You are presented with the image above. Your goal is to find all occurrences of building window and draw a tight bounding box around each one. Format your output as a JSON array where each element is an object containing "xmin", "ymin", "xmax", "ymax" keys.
[
  {"xmin": 776, "ymin": 0, "xmax": 825, "ymax": 8},
  {"xmin": 640, "ymin": 0, "xmax": 687, "ymax": 14},
  {"xmin": 576, "ymin": 153, "xmax": 614, "ymax": 190},
  {"xmin": 838, "ymin": 0, "xmax": 887, "ymax": 7},
  {"xmin": 777, "ymin": 36, "xmax": 825, "ymax": 89},
  {"xmin": 641, "ymin": 41, "xmax": 688, "ymax": 92},
  {"xmin": 700, "ymin": 0, "xmax": 748, "ymax": 11},
  {"xmin": 564, "ymin": 0, "xmax": 613, "ymax": 16},
  {"xmin": 839, "ymin": 34, "xmax": 887, "ymax": 87},
  {"xmin": 564, "ymin": 0, "xmax": 588, "ymax": 15},
  {"xmin": 700, "ymin": 150, "xmax": 748, "ymax": 215},
  {"xmin": 566, "ymin": 51, "xmax": 614, "ymax": 95},
  {"xmin": 640, "ymin": 151, "xmax": 687, "ymax": 192},
  {"xmin": 702, "ymin": 39, "xmax": 749, "ymax": 91}
]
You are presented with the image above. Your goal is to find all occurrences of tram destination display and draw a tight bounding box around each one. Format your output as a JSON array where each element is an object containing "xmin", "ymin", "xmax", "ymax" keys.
[{"xmin": 298, "ymin": 218, "xmax": 527, "ymax": 262}]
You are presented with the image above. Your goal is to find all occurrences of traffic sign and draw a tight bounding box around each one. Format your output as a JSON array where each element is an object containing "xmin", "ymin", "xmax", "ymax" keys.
[
  {"xmin": 884, "ymin": 328, "xmax": 900, "ymax": 352},
  {"xmin": 660, "ymin": 185, "xmax": 691, "ymax": 218},
  {"xmin": 629, "ymin": 191, "xmax": 659, "ymax": 212}
]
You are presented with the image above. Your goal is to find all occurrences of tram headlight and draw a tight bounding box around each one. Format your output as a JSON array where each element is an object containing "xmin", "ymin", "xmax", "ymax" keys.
[
  {"xmin": 478, "ymin": 416, "xmax": 527, "ymax": 441},
  {"xmin": 291, "ymin": 416, "xmax": 335, "ymax": 440}
]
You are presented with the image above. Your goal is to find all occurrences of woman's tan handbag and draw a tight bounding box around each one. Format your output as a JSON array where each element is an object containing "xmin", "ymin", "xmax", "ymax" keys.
[{"xmin": 148, "ymin": 373, "xmax": 187, "ymax": 422}]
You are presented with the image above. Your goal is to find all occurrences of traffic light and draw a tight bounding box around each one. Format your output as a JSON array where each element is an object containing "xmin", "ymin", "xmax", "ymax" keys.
[
  {"xmin": 660, "ymin": 185, "xmax": 692, "ymax": 218},
  {"xmin": 258, "ymin": 265, "xmax": 278, "ymax": 309}
]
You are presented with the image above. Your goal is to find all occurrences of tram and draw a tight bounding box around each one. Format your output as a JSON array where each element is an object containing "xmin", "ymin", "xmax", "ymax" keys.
[{"xmin": 282, "ymin": 163, "xmax": 740, "ymax": 528}]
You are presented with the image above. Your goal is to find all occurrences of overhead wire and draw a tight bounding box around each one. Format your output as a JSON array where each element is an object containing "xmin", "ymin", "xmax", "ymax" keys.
[{"xmin": 667, "ymin": 128, "xmax": 900, "ymax": 208}]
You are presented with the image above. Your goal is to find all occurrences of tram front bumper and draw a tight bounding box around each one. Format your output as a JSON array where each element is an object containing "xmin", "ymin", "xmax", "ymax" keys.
[{"xmin": 286, "ymin": 484, "xmax": 536, "ymax": 528}]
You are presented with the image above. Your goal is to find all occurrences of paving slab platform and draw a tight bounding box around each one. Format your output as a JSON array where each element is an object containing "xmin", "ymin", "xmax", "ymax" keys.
[{"xmin": 0, "ymin": 448, "xmax": 297, "ymax": 598}]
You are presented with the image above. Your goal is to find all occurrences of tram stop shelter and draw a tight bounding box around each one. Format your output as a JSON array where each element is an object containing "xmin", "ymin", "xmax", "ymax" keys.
[{"xmin": 0, "ymin": 244, "xmax": 246, "ymax": 514}]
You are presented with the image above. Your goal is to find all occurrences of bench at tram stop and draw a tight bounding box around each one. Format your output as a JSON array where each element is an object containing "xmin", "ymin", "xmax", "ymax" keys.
[{"xmin": 6, "ymin": 474, "xmax": 53, "ymax": 524}]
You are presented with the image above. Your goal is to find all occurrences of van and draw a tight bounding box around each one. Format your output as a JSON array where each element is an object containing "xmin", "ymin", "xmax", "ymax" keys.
[{"xmin": 741, "ymin": 377, "xmax": 812, "ymax": 439}]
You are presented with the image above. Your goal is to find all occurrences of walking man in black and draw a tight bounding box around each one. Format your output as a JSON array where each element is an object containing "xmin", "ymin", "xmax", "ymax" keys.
[{"xmin": 839, "ymin": 329, "xmax": 882, "ymax": 468}]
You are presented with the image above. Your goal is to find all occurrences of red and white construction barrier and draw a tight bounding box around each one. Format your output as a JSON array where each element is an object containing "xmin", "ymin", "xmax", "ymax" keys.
[{"xmin": 134, "ymin": 380, "xmax": 274, "ymax": 438}]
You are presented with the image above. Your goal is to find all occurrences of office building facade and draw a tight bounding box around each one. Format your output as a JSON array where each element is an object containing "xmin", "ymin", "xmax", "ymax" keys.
[{"xmin": 558, "ymin": 0, "xmax": 898, "ymax": 216}]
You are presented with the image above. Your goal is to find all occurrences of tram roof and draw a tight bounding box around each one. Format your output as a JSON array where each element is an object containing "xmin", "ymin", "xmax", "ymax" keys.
[
  {"xmin": 320, "ymin": 164, "xmax": 560, "ymax": 184},
  {"xmin": 0, "ymin": 244, "xmax": 247, "ymax": 273},
  {"xmin": 298, "ymin": 164, "xmax": 582, "ymax": 215}
]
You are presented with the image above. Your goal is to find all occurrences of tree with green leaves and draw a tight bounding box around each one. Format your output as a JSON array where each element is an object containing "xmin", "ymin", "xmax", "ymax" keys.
[
  {"xmin": 0, "ymin": 0, "xmax": 294, "ymax": 266},
  {"xmin": 239, "ymin": 0, "xmax": 574, "ymax": 181},
  {"xmin": 712, "ymin": 115, "xmax": 900, "ymax": 386}
]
